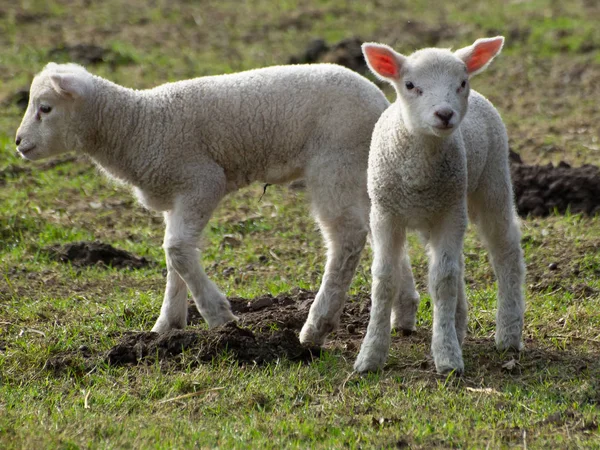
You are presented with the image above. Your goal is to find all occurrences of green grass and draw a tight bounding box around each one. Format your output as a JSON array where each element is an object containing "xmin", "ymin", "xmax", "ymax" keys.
[{"xmin": 1, "ymin": 0, "xmax": 600, "ymax": 448}]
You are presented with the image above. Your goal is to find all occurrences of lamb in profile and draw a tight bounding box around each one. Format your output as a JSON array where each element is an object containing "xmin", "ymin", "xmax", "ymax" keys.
[
  {"xmin": 354, "ymin": 37, "xmax": 525, "ymax": 374},
  {"xmin": 15, "ymin": 63, "xmax": 389, "ymax": 336}
]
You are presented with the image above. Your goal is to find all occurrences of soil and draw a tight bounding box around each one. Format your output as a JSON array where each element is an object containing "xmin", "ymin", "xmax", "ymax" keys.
[
  {"xmin": 105, "ymin": 290, "xmax": 333, "ymax": 368},
  {"xmin": 44, "ymin": 241, "xmax": 152, "ymax": 269},
  {"xmin": 105, "ymin": 323, "xmax": 317, "ymax": 366},
  {"xmin": 288, "ymin": 37, "xmax": 367, "ymax": 75},
  {"xmin": 511, "ymin": 159, "xmax": 600, "ymax": 217},
  {"xmin": 44, "ymin": 289, "xmax": 372, "ymax": 372},
  {"xmin": 48, "ymin": 43, "xmax": 136, "ymax": 67}
]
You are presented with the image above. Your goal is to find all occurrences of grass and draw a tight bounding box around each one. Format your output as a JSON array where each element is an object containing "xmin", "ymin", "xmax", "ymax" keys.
[{"xmin": 1, "ymin": 0, "xmax": 600, "ymax": 448}]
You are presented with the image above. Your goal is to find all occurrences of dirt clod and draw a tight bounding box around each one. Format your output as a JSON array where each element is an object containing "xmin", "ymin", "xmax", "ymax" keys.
[
  {"xmin": 289, "ymin": 37, "xmax": 368, "ymax": 74},
  {"xmin": 106, "ymin": 322, "xmax": 317, "ymax": 366},
  {"xmin": 511, "ymin": 160, "xmax": 600, "ymax": 217},
  {"xmin": 3, "ymin": 89, "xmax": 29, "ymax": 110},
  {"xmin": 48, "ymin": 44, "xmax": 135, "ymax": 66},
  {"xmin": 45, "ymin": 241, "xmax": 151, "ymax": 269},
  {"xmin": 99, "ymin": 289, "xmax": 366, "ymax": 369}
]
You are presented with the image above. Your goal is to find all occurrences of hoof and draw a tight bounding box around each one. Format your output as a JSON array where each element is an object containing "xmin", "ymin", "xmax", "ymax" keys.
[
  {"xmin": 435, "ymin": 364, "xmax": 464, "ymax": 376},
  {"xmin": 151, "ymin": 318, "xmax": 185, "ymax": 334},
  {"xmin": 496, "ymin": 329, "xmax": 524, "ymax": 352},
  {"xmin": 299, "ymin": 325, "xmax": 326, "ymax": 346},
  {"xmin": 432, "ymin": 346, "xmax": 464, "ymax": 376},
  {"xmin": 207, "ymin": 311, "xmax": 238, "ymax": 329},
  {"xmin": 354, "ymin": 352, "xmax": 386, "ymax": 373}
]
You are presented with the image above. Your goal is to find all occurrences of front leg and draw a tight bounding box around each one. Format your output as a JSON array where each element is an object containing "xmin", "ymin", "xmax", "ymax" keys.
[
  {"xmin": 428, "ymin": 208, "xmax": 467, "ymax": 374},
  {"xmin": 354, "ymin": 208, "xmax": 406, "ymax": 373},
  {"xmin": 152, "ymin": 165, "xmax": 236, "ymax": 332},
  {"xmin": 162, "ymin": 240, "xmax": 236, "ymax": 328},
  {"xmin": 151, "ymin": 258, "xmax": 188, "ymax": 332}
]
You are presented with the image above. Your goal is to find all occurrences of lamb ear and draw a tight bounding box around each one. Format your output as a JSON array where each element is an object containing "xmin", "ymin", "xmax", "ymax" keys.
[
  {"xmin": 50, "ymin": 73, "xmax": 90, "ymax": 98},
  {"xmin": 455, "ymin": 36, "xmax": 504, "ymax": 77},
  {"xmin": 362, "ymin": 43, "xmax": 406, "ymax": 82}
]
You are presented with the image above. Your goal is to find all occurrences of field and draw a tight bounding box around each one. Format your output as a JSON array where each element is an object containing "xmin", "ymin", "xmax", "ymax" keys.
[{"xmin": 1, "ymin": 0, "xmax": 599, "ymax": 448}]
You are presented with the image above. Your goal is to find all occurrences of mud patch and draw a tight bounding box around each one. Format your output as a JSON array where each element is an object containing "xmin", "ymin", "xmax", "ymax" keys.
[
  {"xmin": 45, "ymin": 241, "xmax": 151, "ymax": 269},
  {"xmin": 48, "ymin": 44, "xmax": 136, "ymax": 66},
  {"xmin": 2, "ymin": 88, "xmax": 29, "ymax": 110},
  {"xmin": 289, "ymin": 37, "xmax": 368, "ymax": 75},
  {"xmin": 106, "ymin": 322, "xmax": 317, "ymax": 366},
  {"xmin": 511, "ymin": 160, "xmax": 600, "ymax": 217},
  {"xmin": 189, "ymin": 289, "xmax": 371, "ymax": 348},
  {"xmin": 63, "ymin": 289, "xmax": 366, "ymax": 371}
]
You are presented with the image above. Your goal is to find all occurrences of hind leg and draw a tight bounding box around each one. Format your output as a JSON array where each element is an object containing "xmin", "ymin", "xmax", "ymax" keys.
[
  {"xmin": 455, "ymin": 254, "xmax": 468, "ymax": 345},
  {"xmin": 470, "ymin": 177, "xmax": 525, "ymax": 351},
  {"xmin": 299, "ymin": 160, "xmax": 369, "ymax": 345},
  {"xmin": 390, "ymin": 252, "xmax": 420, "ymax": 334}
]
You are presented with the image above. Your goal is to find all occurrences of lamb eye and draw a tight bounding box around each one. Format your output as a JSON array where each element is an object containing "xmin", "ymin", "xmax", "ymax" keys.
[
  {"xmin": 461, "ymin": 80, "xmax": 467, "ymax": 88},
  {"xmin": 405, "ymin": 81, "xmax": 415, "ymax": 90},
  {"xmin": 40, "ymin": 105, "xmax": 52, "ymax": 114}
]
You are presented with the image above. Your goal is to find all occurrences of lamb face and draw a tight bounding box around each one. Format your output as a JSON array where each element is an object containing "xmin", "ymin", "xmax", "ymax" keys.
[
  {"xmin": 16, "ymin": 63, "xmax": 91, "ymax": 161},
  {"xmin": 395, "ymin": 50, "xmax": 470, "ymax": 137},
  {"xmin": 362, "ymin": 37, "xmax": 504, "ymax": 138}
]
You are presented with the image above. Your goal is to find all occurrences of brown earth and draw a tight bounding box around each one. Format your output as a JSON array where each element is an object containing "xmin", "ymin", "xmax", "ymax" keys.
[
  {"xmin": 44, "ymin": 290, "xmax": 371, "ymax": 373},
  {"xmin": 511, "ymin": 159, "xmax": 600, "ymax": 217},
  {"xmin": 44, "ymin": 241, "xmax": 152, "ymax": 269}
]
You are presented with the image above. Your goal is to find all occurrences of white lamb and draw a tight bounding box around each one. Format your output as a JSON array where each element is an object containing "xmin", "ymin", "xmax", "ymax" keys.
[
  {"xmin": 15, "ymin": 62, "xmax": 389, "ymax": 336},
  {"xmin": 354, "ymin": 37, "xmax": 525, "ymax": 374}
]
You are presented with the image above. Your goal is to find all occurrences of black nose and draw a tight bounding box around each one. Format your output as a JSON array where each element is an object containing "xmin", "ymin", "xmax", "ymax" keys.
[
  {"xmin": 16, "ymin": 136, "xmax": 22, "ymax": 146},
  {"xmin": 435, "ymin": 110, "xmax": 454, "ymax": 125}
]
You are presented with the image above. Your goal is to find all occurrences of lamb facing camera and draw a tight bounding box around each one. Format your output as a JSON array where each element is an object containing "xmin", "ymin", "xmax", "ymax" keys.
[
  {"xmin": 15, "ymin": 62, "xmax": 389, "ymax": 336},
  {"xmin": 354, "ymin": 37, "xmax": 525, "ymax": 375}
]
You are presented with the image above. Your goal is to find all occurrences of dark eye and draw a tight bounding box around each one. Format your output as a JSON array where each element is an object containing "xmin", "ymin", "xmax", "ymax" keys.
[
  {"xmin": 461, "ymin": 80, "xmax": 467, "ymax": 88},
  {"xmin": 405, "ymin": 81, "xmax": 415, "ymax": 90},
  {"xmin": 40, "ymin": 105, "xmax": 52, "ymax": 114}
]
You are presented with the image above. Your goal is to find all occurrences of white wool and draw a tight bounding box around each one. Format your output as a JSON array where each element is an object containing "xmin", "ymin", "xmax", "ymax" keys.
[
  {"xmin": 16, "ymin": 62, "xmax": 389, "ymax": 333},
  {"xmin": 354, "ymin": 37, "xmax": 525, "ymax": 374}
]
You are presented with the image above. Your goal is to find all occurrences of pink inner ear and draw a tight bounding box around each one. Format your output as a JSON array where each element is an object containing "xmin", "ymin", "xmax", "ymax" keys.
[
  {"xmin": 466, "ymin": 39, "xmax": 503, "ymax": 73},
  {"xmin": 364, "ymin": 47, "xmax": 399, "ymax": 78}
]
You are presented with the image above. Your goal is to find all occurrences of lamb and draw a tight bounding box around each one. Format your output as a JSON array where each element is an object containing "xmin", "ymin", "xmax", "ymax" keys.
[
  {"xmin": 353, "ymin": 37, "xmax": 525, "ymax": 374},
  {"xmin": 15, "ymin": 62, "xmax": 390, "ymax": 337}
]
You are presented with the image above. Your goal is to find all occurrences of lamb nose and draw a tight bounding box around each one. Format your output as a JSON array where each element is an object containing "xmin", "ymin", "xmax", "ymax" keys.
[
  {"xmin": 435, "ymin": 110, "xmax": 454, "ymax": 125},
  {"xmin": 16, "ymin": 136, "xmax": 22, "ymax": 146}
]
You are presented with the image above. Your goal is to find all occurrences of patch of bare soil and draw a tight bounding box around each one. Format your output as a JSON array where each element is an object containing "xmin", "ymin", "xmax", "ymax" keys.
[
  {"xmin": 105, "ymin": 291, "xmax": 325, "ymax": 368},
  {"xmin": 48, "ymin": 43, "xmax": 136, "ymax": 67},
  {"xmin": 45, "ymin": 241, "xmax": 151, "ymax": 269},
  {"xmin": 106, "ymin": 323, "xmax": 316, "ymax": 366},
  {"xmin": 289, "ymin": 37, "xmax": 367, "ymax": 75},
  {"xmin": 511, "ymin": 155, "xmax": 600, "ymax": 217},
  {"xmin": 44, "ymin": 290, "xmax": 365, "ymax": 372},
  {"xmin": 0, "ymin": 156, "xmax": 78, "ymax": 185}
]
